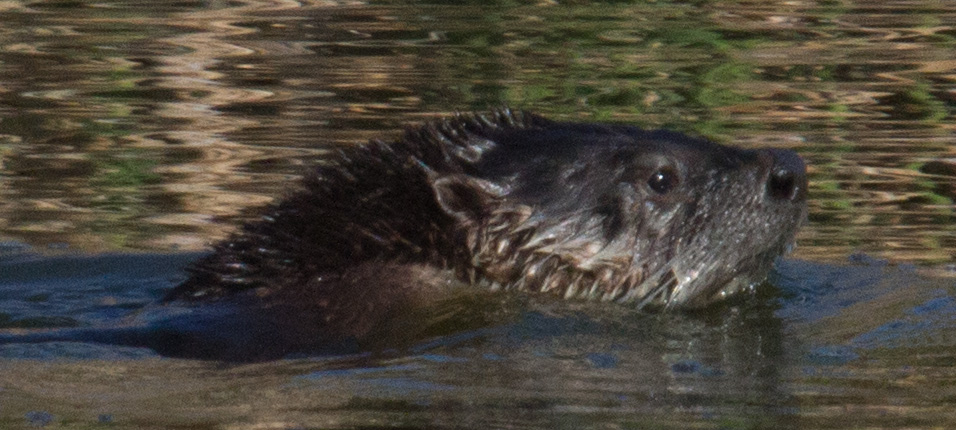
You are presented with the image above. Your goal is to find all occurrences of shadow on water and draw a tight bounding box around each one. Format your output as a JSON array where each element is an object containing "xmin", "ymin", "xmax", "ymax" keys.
[
  {"xmin": 0, "ymin": 251, "xmax": 952, "ymax": 428},
  {"xmin": 0, "ymin": 0, "xmax": 953, "ymax": 428},
  {"xmin": 0, "ymin": 251, "xmax": 789, "ymax": 427}
]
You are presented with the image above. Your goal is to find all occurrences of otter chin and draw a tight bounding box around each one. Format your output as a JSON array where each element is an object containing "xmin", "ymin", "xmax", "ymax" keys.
[{"xmin": 0, "ymin": 110, "xmax": 807, "ymax": 361}]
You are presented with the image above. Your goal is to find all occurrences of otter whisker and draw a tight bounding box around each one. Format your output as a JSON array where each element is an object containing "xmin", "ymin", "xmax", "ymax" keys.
[{"xmin": 563, "ymin": 278, "xmax": 579, "ymax": 299}]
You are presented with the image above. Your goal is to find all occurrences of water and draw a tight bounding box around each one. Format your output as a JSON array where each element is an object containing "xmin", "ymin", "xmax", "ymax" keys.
[{"xmin": 0, "ymin": 0, "xmax": 954, "ymax": 428}]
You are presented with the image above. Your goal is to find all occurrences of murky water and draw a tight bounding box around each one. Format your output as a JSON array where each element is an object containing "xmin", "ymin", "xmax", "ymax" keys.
[{"xmin": 0, "ymin": 0, "xmax": 954, "ymax": 429}]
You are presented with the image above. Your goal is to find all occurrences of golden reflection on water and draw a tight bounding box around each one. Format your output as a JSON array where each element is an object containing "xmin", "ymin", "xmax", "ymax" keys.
[
  {"xmin": 2, "ymin": 4, "xmax": 955, "ymax": 429},
  {"xmin": 0, "ymin": 0, "xmax": 952, "ymax": 263}
]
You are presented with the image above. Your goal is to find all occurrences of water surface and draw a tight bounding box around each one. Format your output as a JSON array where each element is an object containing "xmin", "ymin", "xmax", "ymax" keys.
[{"xmin": 0, "ymin": 0, "xmax": 954, "ymax": 429}]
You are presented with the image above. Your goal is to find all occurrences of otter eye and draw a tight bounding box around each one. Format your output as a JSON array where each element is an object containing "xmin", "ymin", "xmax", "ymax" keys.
[{"xmin": 647, "ymin": 167, "xmax": 678, "ymax": 195}]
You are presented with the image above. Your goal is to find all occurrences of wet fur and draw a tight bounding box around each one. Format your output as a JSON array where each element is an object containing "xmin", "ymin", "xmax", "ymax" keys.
[
  {"xmin": 0, "ymin": 110, "xmax": 806, "ymax": 360},
  {"xmin": 168, "ymin": 110, "xmax": 805, "ymax": 311}
]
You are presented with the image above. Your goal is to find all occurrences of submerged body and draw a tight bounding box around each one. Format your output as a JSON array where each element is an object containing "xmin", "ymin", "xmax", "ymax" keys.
[{"xmin": 0, "ymin": 110, "xmax": 807, "ymax": 361}]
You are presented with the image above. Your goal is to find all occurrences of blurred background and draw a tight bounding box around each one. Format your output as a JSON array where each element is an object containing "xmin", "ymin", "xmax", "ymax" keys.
[
  {"xmin": 0, "ymin": 2, "xmax": 955, "ymax": 429},
  {"xmin": 0, "ymin": 0, "xmax": 952, "ymax": 264}
]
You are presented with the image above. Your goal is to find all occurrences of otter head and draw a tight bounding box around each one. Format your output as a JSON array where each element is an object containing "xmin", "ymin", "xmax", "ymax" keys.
[{"xmin": 431, "ymin": 122, "xmax": 807, "ymax": 310}]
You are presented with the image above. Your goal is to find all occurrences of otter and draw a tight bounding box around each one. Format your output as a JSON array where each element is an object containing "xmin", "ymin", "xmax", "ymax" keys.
[{"xmin": 0, "ymin": 110, "xmax": 807, "ymax": 361}]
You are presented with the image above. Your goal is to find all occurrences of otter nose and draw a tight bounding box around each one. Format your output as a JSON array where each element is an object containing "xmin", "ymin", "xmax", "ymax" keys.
[{"xmin": 763, "ymin": 148, "xmax": 807, "ymax": 202}]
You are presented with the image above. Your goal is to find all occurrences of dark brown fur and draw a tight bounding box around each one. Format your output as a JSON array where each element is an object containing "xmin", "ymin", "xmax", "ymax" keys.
[
  {"xmin": 1, "ymin": 110, "xmax": 807, "ymax": 360},
  {"xmin": 167, "ymin": 109, "xmax": 806, "ymax": 310}
]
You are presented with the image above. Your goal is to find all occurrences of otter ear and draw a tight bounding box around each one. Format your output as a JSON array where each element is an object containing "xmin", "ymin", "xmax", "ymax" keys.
[{"xmin": 432, "ymin": 175, "xmax": 505, "ymax": 223}]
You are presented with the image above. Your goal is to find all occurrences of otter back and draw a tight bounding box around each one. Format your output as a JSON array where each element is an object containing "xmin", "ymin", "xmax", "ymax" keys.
[{"xmin": 1, "ymin": 110, "xmax": 807, "ymax": 361}]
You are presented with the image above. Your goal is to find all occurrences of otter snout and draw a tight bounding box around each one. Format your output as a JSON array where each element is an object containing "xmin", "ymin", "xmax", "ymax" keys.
[{"xmin": 762, "ymin": 148, "xmax": 807, "ymax": 203}]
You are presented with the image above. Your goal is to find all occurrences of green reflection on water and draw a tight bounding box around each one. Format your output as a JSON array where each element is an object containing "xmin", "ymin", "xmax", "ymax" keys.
[{"xmin": 0, "ymin": 0, "xmax": 951, "ymax": 262}]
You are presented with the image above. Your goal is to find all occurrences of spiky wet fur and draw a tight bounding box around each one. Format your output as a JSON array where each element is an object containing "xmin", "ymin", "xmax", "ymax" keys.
[
  {"xmin": 165, "ymin": 110, "xmax": 543, "ymax": 302},
  {"xmin": 165, "ymin": 109, "xmax": 805, "ymax": 310}
]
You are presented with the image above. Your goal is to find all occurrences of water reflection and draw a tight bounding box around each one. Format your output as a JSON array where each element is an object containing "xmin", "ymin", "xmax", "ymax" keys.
[
  {"xmin": 0, "ymin": 2, "xmax": 954, "ymax": 428},
  {"xmin": 0, "ymin": 251, "xmax": 799, "ymax": 428},
  {"xmin": 1, "ymin": 251, "xmax": 954, "ymax": 428},
  {"xmin": 0, "ymin": 0, "xmax": 953, "ymax": 262}
]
